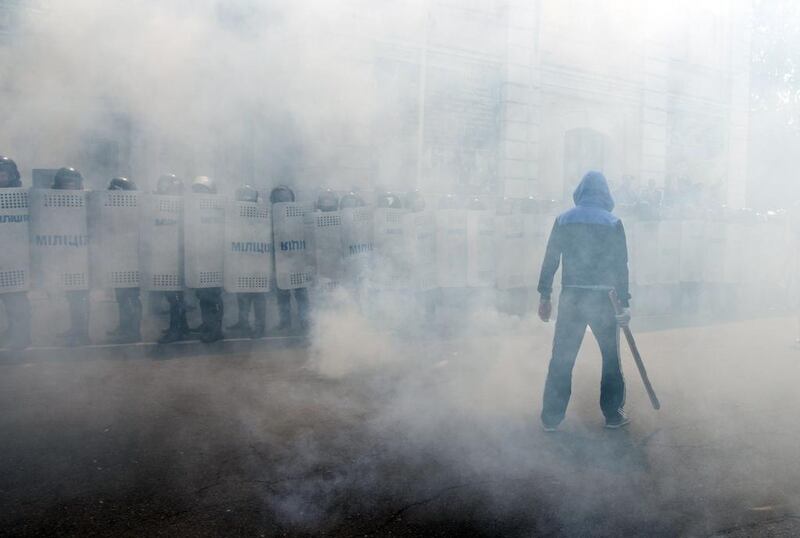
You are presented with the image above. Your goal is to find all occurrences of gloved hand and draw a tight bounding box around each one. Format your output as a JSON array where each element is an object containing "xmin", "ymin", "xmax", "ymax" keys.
[
  {"xmin": 615, "ymin": 307, "xmax": 631, "ymax": 327},
  {"xmin": 538, "ymin": 298, "xmax": 552, "ymax": 322}
]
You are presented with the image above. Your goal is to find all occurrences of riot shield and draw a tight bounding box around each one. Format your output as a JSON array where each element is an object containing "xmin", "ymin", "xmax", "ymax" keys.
[
  {"xmin": 657, "ymin": 219, "xmax": 681, "ymax": 285},
  {"xmin": 223, "ymin": 200, "xmax": 272, "ymax": 293},
  {"xmin": 404, "ymin": 210, "xmax": 437, "ymax": 291},
  {"xmin": 140, "ymin": 194, "xmax": 184, "ymax": 291},
  {"xmin": 89, "ymin": 191, "xmax": 140, "ymax": 288},
  {"xmin": 312, "ymin": 210, "xmax": 344, "ymax": 291},
  {"xmin": 466, "ymin": 209, "xmax": 496, "ymax": 288},
  {"xmin": 340, "ymin": 206, "xmax": 373, "ymax": 287},
  {"xmin": 184, "ymin": 194, "xmax": 225, "ymax": 288},
  {"xmin": 495, "ymin": 213, "xmax": 526, "ymax": 290},
  {"xmin": 29, "ymin": 189, "xmax": 89, "ymax": 291},
  {"xmin": 435, "ymin": 208, "xmax": 468, "ymax": 288},
  {"xmin": 372, "ymin": 207, "xmax": 408, "ymax": 289},
  {"xmin": 679, "ymin": 219, "xmax": 705, "ymax": 283},
  {"xmin": 272, "ymin": 201, "xmax": 314, "ymax": 290},
  {"xmin": 0, "ymin": 188, "xmax": 31, "ymax": 294},
  {"xmin": 630, "ymin": 219, "xmax": 659, "ymax": 286}
]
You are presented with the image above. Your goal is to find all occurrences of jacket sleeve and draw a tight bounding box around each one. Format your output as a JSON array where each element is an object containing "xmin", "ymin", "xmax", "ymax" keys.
[
  {"xmin": 537, "ymin": 218, "xmax": 562, "ymax": 300},
  {"xmin": 614, "ymin": 220, "xmax": 631, "ymax": 307}
]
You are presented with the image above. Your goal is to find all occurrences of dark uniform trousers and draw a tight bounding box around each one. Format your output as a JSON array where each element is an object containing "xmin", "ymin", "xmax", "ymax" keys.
[
  {"xmin": 234, "ymin": 293, "xmax": 266, "ymax": 331},
  {"xmin": 114, "ymin": 288, "xmax": 141, "ymax": 337},
  {"xmin": 276, "ymin": 288, "xmax": 309, "ymax": 329},
  {"xmin": 195, "ymin": 287, "xmax": 223, "ymax": 332},
  {"xmin": 164, "ymin": 291, "xmax": 188, "ymax": 333},
  {"xmin": 541, "ymin": 288, "xmax": 625, "ymax": 426}
]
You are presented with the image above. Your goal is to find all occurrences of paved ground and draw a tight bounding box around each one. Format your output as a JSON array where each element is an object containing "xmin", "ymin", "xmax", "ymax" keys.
[{"xmin": 1, "ymin": 313, "xmax": 800, "ymax": 537}]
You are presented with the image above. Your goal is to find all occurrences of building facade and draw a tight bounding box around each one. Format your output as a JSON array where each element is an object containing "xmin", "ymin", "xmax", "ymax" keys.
[{"xmin": 0, "ymin": 0, "xmax": 752, "ymax": 206}]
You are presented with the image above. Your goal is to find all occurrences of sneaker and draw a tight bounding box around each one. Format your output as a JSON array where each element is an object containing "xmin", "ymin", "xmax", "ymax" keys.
[
  {"xmin": 542, "ymin": 423, "xmax": 558, "ymax": 433},
  {"xmin": 604, "ymin": 413, "xmax": 631, "ymax": 429}
]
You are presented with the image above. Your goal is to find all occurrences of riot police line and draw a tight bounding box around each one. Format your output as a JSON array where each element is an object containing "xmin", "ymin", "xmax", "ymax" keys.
[{"xmin": 1, "ymin": 156, "xmax": 795, "ymax": 350}]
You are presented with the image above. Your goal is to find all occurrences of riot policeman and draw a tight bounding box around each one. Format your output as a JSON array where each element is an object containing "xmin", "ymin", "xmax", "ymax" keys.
[
  {"xmin": 0, "ymin": 156, "xmax": 32, "ymax": 349},
  {"xmin": 376, "ymin": 191, "xmax": 403, "ymax": 209},
  {"xmin": 226, "ymin": 185, "xmax": 268, "ymax": 339},
  {"xmin": 155, "ymin": 174, "xmax": 191, "ymax": 344},
  {"xmin": 188, "ymin": 176, "xmax": 224, "ymax": 343},
  {"xmin": 54, "ymin": 167, "xmax": 90, "ymax": 346},
  {"xmin": 105, "ymin": 177, "xmax": 142, "ymax": 343},
  {"xmin": 316, "ymin": 188, "xmax": 340, "ymax": 213},
  {"xmin": 270, "ymin": 185, "xmax": 309, "ymax": 332},
  {"xmin": 340, "ymin": 191, "xmax": 366, "ymax": 209}
]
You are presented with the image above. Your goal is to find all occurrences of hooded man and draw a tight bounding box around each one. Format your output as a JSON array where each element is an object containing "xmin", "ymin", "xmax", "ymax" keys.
[{"xmin": 537, "ymin": 171, "xmax": 631, "ymax": 431}]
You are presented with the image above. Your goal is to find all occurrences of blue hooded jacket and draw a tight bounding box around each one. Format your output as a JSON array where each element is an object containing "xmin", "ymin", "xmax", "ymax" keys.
[{"xmin": 537, "ymin": 171, "xmax": 630, "ymax": 306}]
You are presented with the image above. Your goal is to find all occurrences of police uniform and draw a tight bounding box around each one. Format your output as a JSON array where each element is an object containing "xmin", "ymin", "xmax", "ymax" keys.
[
  {"xmin": 53, "ymin": 167, "xmax": 91, "ymax": 346},
  {"xmin": 105, "ymin": 177, "xmax": 142, "ymax": 343},
  {"xmin": 270, "ymin": 186, "xmax": 309, "ymax": 331},
  {"xmin": 0, "ymin": 156, "xmax": 31, "ymax": 349},
  {"xmin": 226, "ymin": 185, "xmax": 267, "ymax": 339}
]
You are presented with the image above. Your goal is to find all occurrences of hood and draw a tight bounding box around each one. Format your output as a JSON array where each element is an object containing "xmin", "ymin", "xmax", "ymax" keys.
[{"xmin": 572, "ymin": 171, "xmax": 614, "ymax": 212}]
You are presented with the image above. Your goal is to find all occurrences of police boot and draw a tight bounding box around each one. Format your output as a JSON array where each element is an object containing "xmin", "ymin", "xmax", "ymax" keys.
[
  {"xmin": 158, "ymin": 319, "xmax": 186, "ymax": 344},
  {"xmin": 159, "ymin": 301, "xmax": 188, "ymax": 344},
  {"xmin": 251, "ymin": 294, "xmax": 267, "ymax": 339},
  {"xmin": 276, "ymin": 289, "xmax": 292, "ymax": 331},
  {"xmin": 226, "ymin": 294, "xmax": 252, "ymax": 336},
  {"xmin": 199, "ymin": 292, "xmax": 224, "ymax": 344}
]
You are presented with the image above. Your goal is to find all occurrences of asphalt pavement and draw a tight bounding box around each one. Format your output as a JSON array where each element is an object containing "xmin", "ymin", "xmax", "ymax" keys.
[{"xmin": 1, "ymin": 315, "xmax": 799, "ymax": 537}]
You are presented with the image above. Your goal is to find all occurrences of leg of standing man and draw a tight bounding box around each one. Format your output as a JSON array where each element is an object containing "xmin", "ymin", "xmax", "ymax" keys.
[
  {"xmin": 586, "ymin": 292, "xmax": 627, "ymax": 426},
  {"xmin": 541, "ymin": 290, "xmax": 588, "ymax": 429}
]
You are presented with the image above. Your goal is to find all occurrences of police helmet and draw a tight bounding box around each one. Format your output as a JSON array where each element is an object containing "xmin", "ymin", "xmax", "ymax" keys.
[
  {"xmin": 236, "ymin": 184, "xmax": 259, "ymax": 203},
  {"xmin": 191, "ymin": 176, "xmax": 217, "ymax": 194},
  {"xmin": 316, "ymin": 189, "xmax": 339, "ymax": 212},
  {"xmin": 339, "ymin": 191, "xmax": 365, "ymax": 209},
  {"xmin": 53, "ymin": 167, "xmax": 84, "ymax": 190},
  {"xmin": 156, "ymin": 174, "xmax": 183, "ymax": 195},
  {"xmin": 270, "ymin": 185, "xmax": 295, "ymax": 204},
  {"xmin": 404, "ymin": 190, "xmax": 426, "ymax": 213},
  {"xmin": 0, "ymin": 156, "xmax": 21, "ymax": 188},
  {"xmin": 376, "ymin": 192, "xmax": 403, "ymax": 209},
  {"xmin": 108, "ymin": 177, "xmax": 137, "ymax": 191}
]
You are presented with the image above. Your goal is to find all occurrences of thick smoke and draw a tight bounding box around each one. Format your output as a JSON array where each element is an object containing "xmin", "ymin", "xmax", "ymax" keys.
[{"xmin": 3, "ymin": 1, "xmax": 800, "ymax": 536}]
